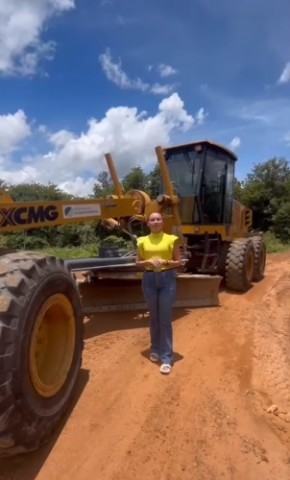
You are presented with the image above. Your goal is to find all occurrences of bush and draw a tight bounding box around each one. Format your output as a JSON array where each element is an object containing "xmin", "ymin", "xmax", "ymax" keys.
[
  {"xmin": 263, "ymin": 231, "xmax": 290, "ymax": 253},
  {"xmin": 272, "ymin": 202, "xmax": 290, "ymax": 243},
  {"xmin": 5, "ymin": 233, "xmax": 49, "ymax": 250},
  {"xmin": 101, "ymin": 235, "xmax": 128, "ymax": 248}
]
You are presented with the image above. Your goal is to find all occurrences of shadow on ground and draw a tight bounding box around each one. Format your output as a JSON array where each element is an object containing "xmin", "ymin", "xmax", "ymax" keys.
[
  {"xmin": 141, "ymin": 348, "xmax": 184, "ymax": 366},
  {"xmin": 83, "ymin": 307, "xmax": 196, "ymax": 340},
  {"xmin": 0, "ymin": 368, "xmax": 89, "ymax": 480}
]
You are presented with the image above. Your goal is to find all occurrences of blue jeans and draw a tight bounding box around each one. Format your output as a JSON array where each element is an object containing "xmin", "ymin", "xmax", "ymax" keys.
[{"xmin": 142, "ymin": 270, "xmax": 177, "ymax": 365}]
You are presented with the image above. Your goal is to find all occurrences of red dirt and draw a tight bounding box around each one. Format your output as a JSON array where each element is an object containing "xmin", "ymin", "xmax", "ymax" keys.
[{"xmin": 1, "ymin": 252, "xmax": 290, "ymax": 480}]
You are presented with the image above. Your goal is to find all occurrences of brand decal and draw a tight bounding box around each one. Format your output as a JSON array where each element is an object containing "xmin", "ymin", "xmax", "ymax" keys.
[
  {"xmin": 62, "ymin": 204, "xmax": 101, "ymax": 219},
  {"xmin": 0, "ymin": 205, "xmax": 58, "ymax": 228}
]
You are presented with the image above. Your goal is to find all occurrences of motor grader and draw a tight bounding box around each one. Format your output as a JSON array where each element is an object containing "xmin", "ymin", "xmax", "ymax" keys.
[{"xmin": 0, "ymin": 140, "xmax": 266, "ymax": 456}]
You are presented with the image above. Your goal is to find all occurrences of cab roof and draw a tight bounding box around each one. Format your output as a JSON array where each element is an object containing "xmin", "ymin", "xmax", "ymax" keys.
[{"xmin": 163, "ymin": 140, "xmax": 238, "ymax": 161}]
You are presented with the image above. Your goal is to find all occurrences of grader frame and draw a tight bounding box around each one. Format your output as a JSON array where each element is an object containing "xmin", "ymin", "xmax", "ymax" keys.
[{"xmin": 0, "ymin": 141, "xmax": 266, "ymax": 457}]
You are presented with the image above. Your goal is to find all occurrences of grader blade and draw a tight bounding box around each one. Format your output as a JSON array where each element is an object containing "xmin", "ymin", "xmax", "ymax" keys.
[{"xmin": 76, "ymin": 274, "xmax": 221, "ymax": 313}]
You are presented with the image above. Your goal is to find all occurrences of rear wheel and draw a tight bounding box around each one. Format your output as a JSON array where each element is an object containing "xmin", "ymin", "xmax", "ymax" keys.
[
  {"xmin": 0, "ymin": 252, "xmax": 83, "ymax": 457},
  {"xmin": 225, "ymin": 239, "xmax": 255, "ymax": 292},
  {"xmin": 251, "ymin": 235, "xmax": 266, "ymax": 281}
]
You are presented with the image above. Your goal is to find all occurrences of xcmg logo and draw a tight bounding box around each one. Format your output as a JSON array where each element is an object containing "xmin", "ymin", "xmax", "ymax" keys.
[{"xmin": 0, "ymin": 205, "xmax": 59, "ymax": 228}]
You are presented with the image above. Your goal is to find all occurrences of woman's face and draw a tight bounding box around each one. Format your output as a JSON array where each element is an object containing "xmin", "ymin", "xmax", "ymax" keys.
[{"xmin": 147, "ymin": 213, "xmax": 163, "ymax": 233}]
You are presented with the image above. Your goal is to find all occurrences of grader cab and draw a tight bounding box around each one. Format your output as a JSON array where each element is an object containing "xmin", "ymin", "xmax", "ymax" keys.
[
  {"xmin": 155, "ymin": 141, "xmax": 266, "ymax": 291},
  {"xmin": 0, "ymin": 140, "xmax": 266, "ymax": 457}
]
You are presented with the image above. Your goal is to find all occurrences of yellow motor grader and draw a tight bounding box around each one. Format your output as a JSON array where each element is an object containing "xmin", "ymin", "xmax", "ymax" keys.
[{"xmin": 0, "ymin": 140, "xmax": 266, "ymax": 456}]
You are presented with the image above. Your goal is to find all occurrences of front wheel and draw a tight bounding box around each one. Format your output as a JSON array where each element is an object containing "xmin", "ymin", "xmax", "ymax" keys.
[
  {"xmin": 251, "ymin": 235, "xmax": 266, "ymax": 281},
  {"xmin": 225, "ymin": 239, "xmax": 255, "ymax": 292},
  {"xmin": 0, "ymin": 252, "xmax": 83, "ymax": 457}
]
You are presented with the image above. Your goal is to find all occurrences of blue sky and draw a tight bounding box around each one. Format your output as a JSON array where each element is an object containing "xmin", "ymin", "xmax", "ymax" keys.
[{"xmin": 0, "ymin": 0, "xmax": 290, "ymax": 196}]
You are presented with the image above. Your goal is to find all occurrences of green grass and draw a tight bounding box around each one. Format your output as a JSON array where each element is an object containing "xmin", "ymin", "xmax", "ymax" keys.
[
  {"xmin": 264, "ymin": 231, "xmax": 290, "ymax": 253},
  {"xmin": 40, "ymin": 244, "xmax": 99, "ymax": 260},
  {"xmin": 8, "ymin": 232, "xmax": 289, "ymax": 259}
]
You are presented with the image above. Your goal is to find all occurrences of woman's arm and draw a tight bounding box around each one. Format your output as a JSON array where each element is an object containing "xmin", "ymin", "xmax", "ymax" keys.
[
  {"xmin": 135, "ymin": 250, "xmax": 151, "ymax": 268},
  {"xmin": 166, "ymin": 243, "xmax": 182, "ymax": 268}
]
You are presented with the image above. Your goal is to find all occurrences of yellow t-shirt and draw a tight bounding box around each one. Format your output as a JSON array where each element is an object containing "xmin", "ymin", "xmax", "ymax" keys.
[{"xmin": 137, "ymin": 232, "xmax": 179, "ymax": 270}]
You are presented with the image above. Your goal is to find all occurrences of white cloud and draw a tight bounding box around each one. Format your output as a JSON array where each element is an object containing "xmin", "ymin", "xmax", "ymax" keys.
[
  {"xmin": 278, "ymin": 62, "xmax": 290, "ymax": 84},
  {"xmin": 234, "ymin": 106, "xmax": 270, "ymax": 124},
  {"xmin": 59, "ymin": 177, "xmax": 96, "ymax": 197},
  {"xmin": 117, "ymin": 15, "xmax": 126, "ymax": 25},
  {"xmin": 1, "ymin": 165, "xmax": 39, "ymax": 184},
  {"xmin": 99, "ymin": 49, "xmax": 175, "ymax": 95},
  {"xmin": 0, "ymin": 94, "xmax": 207, "ymax": 196},
  {"xmin": 228, "ymin": 136, "xmax": 241, "ymax": 150},
  {"xmin": 158, "ymin": 93, "xmax": 194, "ymax": 132},
  {"xmin": 227, "ymin": 97, "xmax": 290, "ymax": 133},
  {"xmin": 0, "ymin": 110, "xmax": 31, "ymax": 154},
  {"xmin": 49, "ymin": 129, "xmax": 76, "ymax": 148},
  {"xmin": 158, "ymin": 64, "xmax": 177, "ymax": 78},
  {"xmin": 195, "ymin": 107, "xmax": 208, "ymax": 125},
  {"xmin": 0, "ymin": 0, "xmax": 75, "ymax": 76},
  {"xmin": 99, "ymin": 49, "xmax": 148, "ymax": 91},
  {"xmin": 284, "ymin": 132, "xmax": 290, "ymax": 146},
  {"xmin": 150, "ymin": 83, "xmax": 176, "ymax": 95}
]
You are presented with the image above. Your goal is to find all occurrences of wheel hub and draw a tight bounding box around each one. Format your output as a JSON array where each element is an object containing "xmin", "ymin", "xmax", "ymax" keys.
[{"xmin": 29, "ymin": 294, "xmax": 76, "ymax": 398}]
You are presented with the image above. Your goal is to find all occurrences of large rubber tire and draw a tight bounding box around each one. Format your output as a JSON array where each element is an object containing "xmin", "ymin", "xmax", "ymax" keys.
[
  {"xmin": 225, "ymin": 239, "xmax": 255, "ymax": 292},
  {"xmin": 0, "ymin": 252, "xmax": 83, "ymax": 457},
  {"xmin": 0, "ymin": 247, "xmax": 15, "ymax": 257},
  {"xmin": 217, "ymin": 242, "xmax": 229, "ymax": 276},
  {"xmin": 251, "ymin": 235, "xmax": 266, "ymax": 282}
]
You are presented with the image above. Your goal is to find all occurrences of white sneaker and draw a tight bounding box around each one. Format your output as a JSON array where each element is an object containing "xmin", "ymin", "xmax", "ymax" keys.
[{"xmin": 160, "ymin": 363, "xmax": 172, "ymax": 374}]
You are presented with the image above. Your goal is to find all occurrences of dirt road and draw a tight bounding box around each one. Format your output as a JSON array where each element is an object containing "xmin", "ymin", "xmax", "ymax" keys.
[{"xmin": 1, "ymin": 252, "xmax": 290, "ymax": 480}]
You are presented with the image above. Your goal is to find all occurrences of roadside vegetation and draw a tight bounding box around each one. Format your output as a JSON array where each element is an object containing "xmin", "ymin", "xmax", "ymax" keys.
[{"xmin": 1, "ymin": 156, "xmax": 290, "ymax": 257}]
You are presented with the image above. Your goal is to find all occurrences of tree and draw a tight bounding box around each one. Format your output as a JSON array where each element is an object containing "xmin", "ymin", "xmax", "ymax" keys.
[
  {"xmin": 234, "ymin": 178, "xmax": 244, "ymax": 203},
  {"xmin": 0, "ymin": 179, "xmax": 8, "ymax": 190},
  {"xmin": 92, "ymin": 163, "xmax": 161, "ymax": 200},
  {"xmin": 147, "ymin": 164, "xmax": 160, "ymax": 198},
  {"xmin": 2, "ymin": 182, "xmax": 97, "ymax": 249},
  {"xmin": 272, "ymin": 202, "xmax": 290, "ymax": 242},
  {"xmin": 122, "ymin": 166, "xmax": 149, "ymax": 192},
  {"xmin": 9, "ymin": 182, "xmax": 74, "ymax": 202},
  {"xmin": 92, "ymin": 171, "xmax": 114, "ymax": 198},
  {"xmin": 240, "ymin": 157, "xmax": 290, "ymax": 230}
]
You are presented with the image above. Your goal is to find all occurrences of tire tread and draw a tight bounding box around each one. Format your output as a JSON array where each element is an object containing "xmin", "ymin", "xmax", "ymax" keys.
[{"xmin": 0, "ymin": 252, "xmax": 83, "ymax": 456}]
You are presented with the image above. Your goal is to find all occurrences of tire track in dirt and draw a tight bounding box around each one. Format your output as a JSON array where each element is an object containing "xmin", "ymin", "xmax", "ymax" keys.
[
  {"xmin": 218, "ymin": 254, "xmax": 290, "ymax": 455},
  {"xmin": 0, "ymin": 253, "xmax": 290, "ymax": 480}
]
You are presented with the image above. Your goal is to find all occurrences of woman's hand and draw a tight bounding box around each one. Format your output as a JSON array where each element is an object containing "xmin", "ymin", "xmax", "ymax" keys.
[
  {"xmin": 147, "ymin": 258, "xmax": 168, "ymax": 268},
  {"xmin": 136, "ymin": 257, "xmax": 170, "ymax": 269},
  {"xmin": 150, "ymin": 258, "xmax": 163, "ymax": 268},
  {"xmin": 144, "ymin": 259, "xmax": 159, "ymax": 268}
]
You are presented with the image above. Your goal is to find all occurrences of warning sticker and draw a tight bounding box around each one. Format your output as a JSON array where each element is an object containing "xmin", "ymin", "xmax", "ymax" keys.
[{"xmin": 62, "ymin": 204, "xmax": 101, "ymax": 219}]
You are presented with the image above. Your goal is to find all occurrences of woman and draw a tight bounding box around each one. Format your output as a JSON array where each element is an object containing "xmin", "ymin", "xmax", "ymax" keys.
[{"xmin": 136, "ymin": 212, "xmax": 182, "ymax": 374}]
